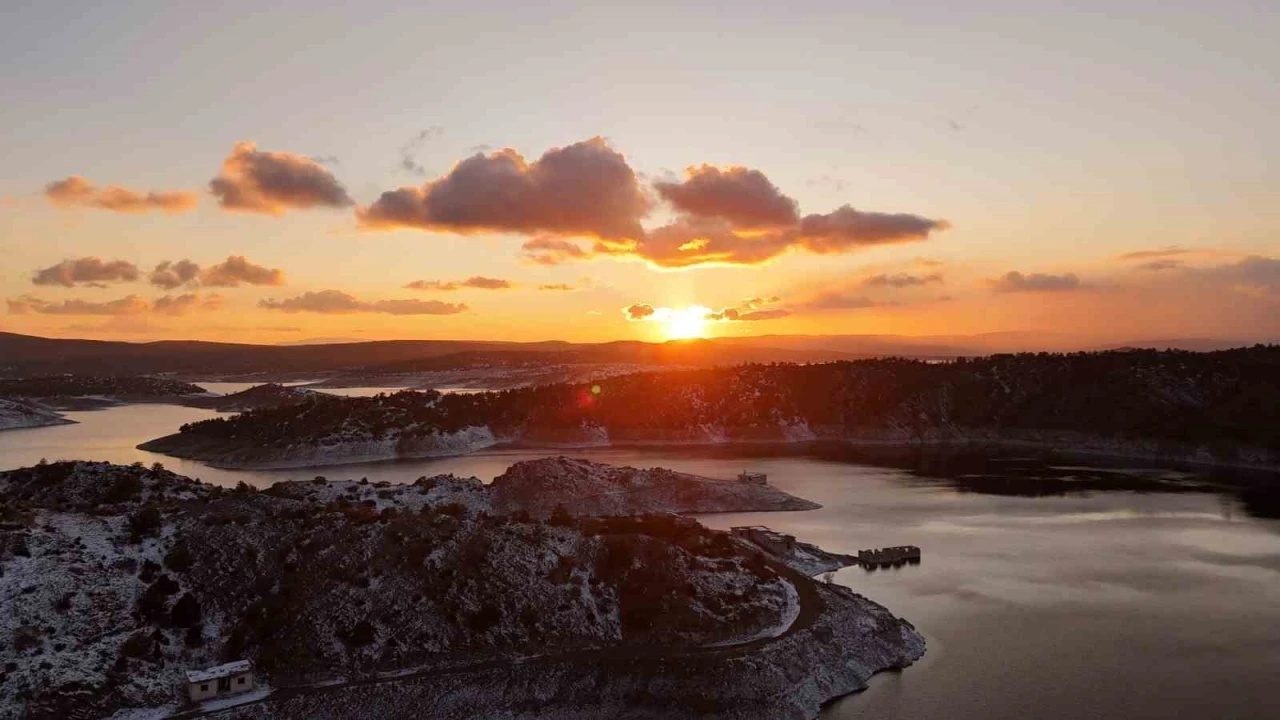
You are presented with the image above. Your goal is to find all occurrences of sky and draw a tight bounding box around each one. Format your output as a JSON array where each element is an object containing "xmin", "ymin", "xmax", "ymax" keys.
[{"xmin": 1, "ymin": 0, "xmax": 1277, "ymax": 345}]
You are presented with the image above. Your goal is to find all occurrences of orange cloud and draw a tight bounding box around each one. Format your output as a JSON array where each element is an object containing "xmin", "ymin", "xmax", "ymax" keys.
[
  {"xmin": 1116, "ymin": 246, "xmax": 1195, "ymax": 261},
  {"xmin": 861, "ymin": 272, "xmax": 944, "ymax": 288},
  {"xmin": 44, "ymin": 176, "xmax": 197, "ymax": 214},
  {"xmin": 7, "ymin": 294, "xmax": 151, "ymax": 316},
  {"xmin": 989, "ymin": 271, "xmax": 1082, "ymax": 293},
  {"xmin": 358, "ymin": 137, "xmax": 649, "ymax": 239},
  {"xmin": 148, "ymin": 256, "xmax": 283, "ymax": 288},
  {"xmin": 32, "ymin": 257, "xmax": 140, "ymax": 287},
  {"xmin": 199, "ymin": 255, "xmax": 285, "ymax": 287},
  {"xmin": 799, "ymin": 292, "xmax": 883, "ymax": 310},
  {"xmin": 521, "ymin": 237, "xmax": 592, "ymax": 265},
  {"xmin": 210, "ymin": 141, "xmax": 353, "ymax": 215},
  {"xmin": 259, "ymin": 290, "xmax": 467, "ymax": 315},
  {"xmin": 623, "ymin": 303, "xmax": 656, "ymax": 320},
  {"xmin": 149, "ymin": 260, "xmax": 202, "ymax": 289},
  {"xmin": 153, "ymin": 293, "xmax": 223, "ymax": 316},
  {"xmin": 404, "ymin": 276, "xmax": 512, "ymax": 291}
]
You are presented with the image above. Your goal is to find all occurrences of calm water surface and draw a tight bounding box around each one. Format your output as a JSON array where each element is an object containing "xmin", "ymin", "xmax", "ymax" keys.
[{"xmin": 1, "ymin": 402, "xmax": 1277, "ymax": 719}]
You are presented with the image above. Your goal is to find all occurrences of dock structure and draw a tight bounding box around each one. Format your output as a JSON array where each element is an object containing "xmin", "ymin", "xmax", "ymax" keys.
[
  {"xmin": 857, "ymin": 545, "xmax": 921, "ymax": 567},
  {"xmin": 730, "ymin": 525, "xmax": 797, "ymax": 555}
]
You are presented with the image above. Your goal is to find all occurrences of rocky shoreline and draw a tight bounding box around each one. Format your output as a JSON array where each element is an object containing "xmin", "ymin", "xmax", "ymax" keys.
[
  {"xmin": 215, "ymin": 583, "xmax": 923, "ymax": 720},
  {"xmin": 0, "ymin": 397, "xmax": 74, "ymax": 431}
]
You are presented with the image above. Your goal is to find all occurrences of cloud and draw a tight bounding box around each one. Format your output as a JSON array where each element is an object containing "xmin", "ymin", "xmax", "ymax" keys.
[
  {"xmin": 861, "ymin": 272, "xmax": 944, "ymax": 288},
  {"xmin": 259, "ymin": 290, "xmax": 467, "ymax": 315},
  {"xmin": 613, "ymin": 205, "xmax": 947, "ymax": 269},
  {"xmin": 358, "ymin": 137, "xmax": 649, "ymax": 239},
  {"xmin": 147, "ymin": 256, "xmax": 284, "ymax": 288},
  {"xmin": 1136, "ymin": 259, "xmax": 1183, "ymax": 272},
  {"xmin": 149, "ymin": 260, "xmax": 202, "ymax": 289},
  {"xmin": 44, "ymin": 176, "xmax": 197, "ymax": 214},
  {"xmin": 707, "ymin": 296, "xmax": 790, "ymax": 321},
  {"xmin": 404, "ymin": 276, "xmax": 511, "ymax": 291},
  {"xmin": 707, "ymin": 307, "xmax": 791, "ymax": 321},
  {"xmin": 7, "ymin": 294, "xmax": 150, "ymax": 316},
  {"xmin": 654, "ymin": 165, "xmax": 799, "ymax": 229},
  {"xmin": 625, "ymin": 298, "xmax": 791, "ymax": 324},
  {"xmin": 799, "ymin": 292, "xmax": 882, "ymax": 310},
  {"xmin": 398, "ymin": 127, "xmax": 443, "ymax": 176},
  {"xmin": 989, "ymin": 271, "xmax": 1082, "ymax": 293},
  {"xmin": 795, "ymin": 206, "xmax": 950, "ymax": 254},
  {"xmin": 1117, "ymin": 246, "xmax": 1195, "ymax": 261},
  {"xmin": 153, "ymin": 293, "xmax": 223, "ymax": 316},
  {"xmin": 199, "ymin": 255, "xmax": 285, "ymax": 287},
  {"xmin": 806, "ymin": 175, "xmax": 849, "ymax": 192},
  {"xmin": 32, "ymin": 257, "xmax": 140, "ymax": 287},
  {"xmin": 210, "ymin": 141, "xmax": 353, "ymax": 215},
  {"xmin": 623, "ymin": 303, "xmax": 655, "ymax": 320},
  {"xmin": 312, "ymin": 155, "xmax": 340, "ymax": 165},
  {"xmin": 606, "ymin": 218, "xmax": 793, "ymax": 269},
  {"xmin": 916, "ymin": 257, "xmax": 946, "ymax": 268},
  {"xmin": 538, "ymin": 276, "xmax": 597, "ymax": 291},
  {"xmin": 359, "ymin": 138, "xmax": 948, "ymax": 269},
  {"xmin": 1196, "ymin": 256, "xmax": 1280, "ymax": 299},
  {"xmin": 521, "ymin": 237, "xmax": 591, "ymax": 265}
]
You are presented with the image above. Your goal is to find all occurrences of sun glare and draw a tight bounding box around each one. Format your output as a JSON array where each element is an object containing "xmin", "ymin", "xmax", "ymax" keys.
[{"xmin": 664, "ymin": 307, "xmax": 709, "ymax": 340}]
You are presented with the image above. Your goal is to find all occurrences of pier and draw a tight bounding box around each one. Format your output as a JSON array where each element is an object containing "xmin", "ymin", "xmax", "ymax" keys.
[{"xmin": 857, "ymin": 545, "xmax": 921, "ymax": 567}]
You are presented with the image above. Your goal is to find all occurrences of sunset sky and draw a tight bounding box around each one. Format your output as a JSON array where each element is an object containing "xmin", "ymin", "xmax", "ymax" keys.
[{"xmin": 2, "ymin": 1, "xmax": 1277, "ymax": 345}]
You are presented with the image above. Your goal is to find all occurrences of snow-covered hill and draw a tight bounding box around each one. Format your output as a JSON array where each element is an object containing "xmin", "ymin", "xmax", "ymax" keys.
[{"xmin": 0, "ymin": 459, "xmax": 918, "ymax": 720}]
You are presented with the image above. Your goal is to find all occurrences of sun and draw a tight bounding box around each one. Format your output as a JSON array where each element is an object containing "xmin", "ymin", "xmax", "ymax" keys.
[{"xmin": 664, "ymin": 307, "xmax": 708, "ymax": 340}]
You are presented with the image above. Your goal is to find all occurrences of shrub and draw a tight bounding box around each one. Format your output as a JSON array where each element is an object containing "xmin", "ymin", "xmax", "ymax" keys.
[
  {"xmin": 118, "ymin": 631, "xmax": 150, "ymax": 659},
  {"xmin": 163, "ymin": 543, "xmax": 194, "ymax": 573},
  {"xmin": 467, "ymin": 604, "xmax": 501, "ymax": 633},
  {"xmin": 11, "ymin": 626, "xmax": 41, "ymax": 653},
  {"xmin": 103, "ymin": 474, "xmax": 144, "ymax": 504},
  {"xmin": 344, "ymin": 620, "xmax": 375, "ymax": 647},
  {"xmin": 548, "ymin": 505, "xmax": 574, "ymax": 527},
  {"xmin": 170, "ymin": 593, "xmax": 202, "ymax": 628},
  {"xmin": 9, "ymin": 534, "xmax": 30, "ymax": 558},
  {"xmin": 127, "ymin": 505, "xmax": 162, "ymax": 541}
]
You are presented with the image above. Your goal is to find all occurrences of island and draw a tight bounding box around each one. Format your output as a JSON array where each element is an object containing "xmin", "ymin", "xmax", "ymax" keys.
[
  {"xmin": 0, "ymin": 458, "xmax": 921, "ymax": 719},
  {"xmin": 0, "ymin": 375, "xmax": 210, "ymax": 412},
  {"xmin": 140, "ymin": 347, "xmax": 1280, "ymax": 470}
]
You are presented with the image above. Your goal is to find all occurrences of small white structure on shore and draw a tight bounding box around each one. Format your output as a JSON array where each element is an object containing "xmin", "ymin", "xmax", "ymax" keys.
[
  {"xmin": 186, "ymin": 659, "xmax": 255, "ymax": 703},
  {"xmin": 737, "ymin": 471, "xmax": 768, "ymax": 485}
]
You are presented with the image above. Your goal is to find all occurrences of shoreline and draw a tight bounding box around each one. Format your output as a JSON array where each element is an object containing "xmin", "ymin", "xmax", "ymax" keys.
[{"xmin": 137, "ymin": 429, "xmax": 1280, "ymax": 473}]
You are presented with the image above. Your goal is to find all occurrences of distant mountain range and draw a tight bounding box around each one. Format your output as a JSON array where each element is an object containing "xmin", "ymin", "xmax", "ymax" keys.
[{"xmin": 0, "ymin": 331, "xmax": 1267, "ymax": 378}]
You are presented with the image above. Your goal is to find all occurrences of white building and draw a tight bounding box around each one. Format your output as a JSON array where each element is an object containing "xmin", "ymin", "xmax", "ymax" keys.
[{"xmin": 185, "ymin": 660, "xmax": 255, "ymax": 703}]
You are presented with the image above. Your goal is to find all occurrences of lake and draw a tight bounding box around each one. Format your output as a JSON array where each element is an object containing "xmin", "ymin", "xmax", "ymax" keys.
[{"xmin": 1, "ymin": 402, "xmax": 1277, "ymax": 719}]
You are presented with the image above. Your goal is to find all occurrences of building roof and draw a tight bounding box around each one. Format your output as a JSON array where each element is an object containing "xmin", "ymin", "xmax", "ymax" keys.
[{"xmin": 185, "ymin": 660, "xmax": 251, "ymax": 683}]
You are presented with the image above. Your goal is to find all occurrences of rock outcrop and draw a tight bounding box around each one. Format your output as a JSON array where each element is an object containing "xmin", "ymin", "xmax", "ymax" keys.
[{"xmin": 491, "ymin": 457, "xmax": 821, "ymax": 518}]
